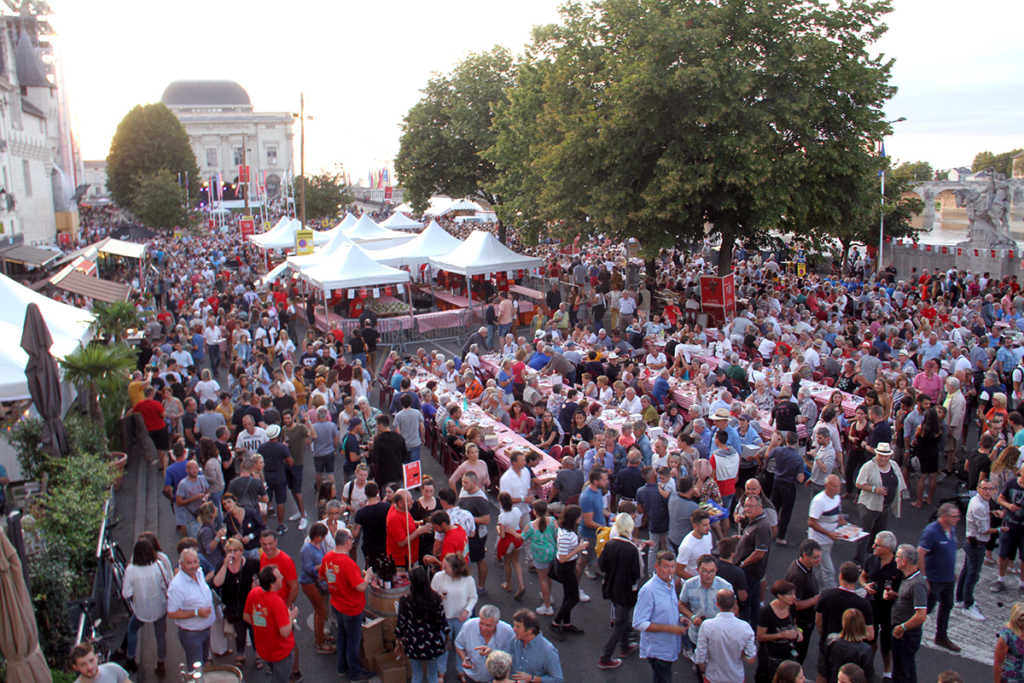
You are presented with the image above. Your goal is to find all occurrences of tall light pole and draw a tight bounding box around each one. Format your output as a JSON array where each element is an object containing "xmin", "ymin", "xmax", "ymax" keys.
[{"xmin": 878, "ymin": 116, "xmax": 907, "ymax": 273}]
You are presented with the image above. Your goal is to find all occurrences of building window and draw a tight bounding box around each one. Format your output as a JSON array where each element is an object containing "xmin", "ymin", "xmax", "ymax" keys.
[
  {"xmin": 267, "ymin": 146, "xmax": 278, "ymax": 167},
  {"xmin": 205, "ymin": 148, "xmax": 218, "ymax": 168},
  {"xmin": 22, "ymin": 160, "xmax": 31, "ymax": 197},
  {"xmin": 233, "ymin": 147, "xmax": 244, "ymax": 166}
]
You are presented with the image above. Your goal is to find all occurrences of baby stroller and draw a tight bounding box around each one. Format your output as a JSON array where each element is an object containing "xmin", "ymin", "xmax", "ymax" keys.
[{"xmin": 929, "ymin": 480, "xmax": 974, "ymax": 523}]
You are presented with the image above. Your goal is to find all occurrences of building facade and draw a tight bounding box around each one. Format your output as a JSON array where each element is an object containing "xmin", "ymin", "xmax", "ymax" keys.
[
  {"xmin": 0, "ymin": 18, "xmax": 71, "ymax": 246},
  {"xmin": 161, "ymin": 80, "xmax": 294, "ymax": 202},
  {"xmin": 82, "ymin": 159, "xmax": 109, "ymax": 202}
]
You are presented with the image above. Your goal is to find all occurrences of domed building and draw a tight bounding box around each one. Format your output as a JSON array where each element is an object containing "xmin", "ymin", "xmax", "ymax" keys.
[{"xmin": 161, "ymin": 80, "xmax": 293, "ymax": 201}]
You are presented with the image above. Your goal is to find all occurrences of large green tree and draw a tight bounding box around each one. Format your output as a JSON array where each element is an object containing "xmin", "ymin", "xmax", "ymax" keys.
[
  {"xmin": 291, "ymin": 167, "xmax": 355, "ymax": 224},
  {"xmin": 133, "ymin": 169, "xmax": 190, "ymax": 232},
  {"xmin": 892, "ymin": 160, "xmax": 933, "ymax": 182},
  {"xmin": 972, "ymin": 148, "xmax": 1022, "ymax": 177},
  {"xmin": 106, "ymin": 103, "xmax": 200, "ymax": 213},
  {"xmin": 395, "ymin": 46, "xmax": 514, "ymax": 240},
  {"xmin": 488, "ymin": 0, "xmax": 896, "ymax": 273}
]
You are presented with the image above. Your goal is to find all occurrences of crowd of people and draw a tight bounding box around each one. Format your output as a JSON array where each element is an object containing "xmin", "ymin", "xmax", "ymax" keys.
[{"xmin": 59, "ymin": 206, "xmax": 1024, "ymax": 683}]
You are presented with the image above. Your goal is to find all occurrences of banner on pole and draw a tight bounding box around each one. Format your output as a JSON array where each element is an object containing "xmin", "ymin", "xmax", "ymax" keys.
[
  {"xmin": 404, "ymin": 461, "xmax": 422, "ymax": 490},
  {"xmin": 240, "ymin": 216, "xmax": 255, "ymax": 238},
  {"xmin": 238, "ymin": 165, "xmax": 250, "ymax": 183}
]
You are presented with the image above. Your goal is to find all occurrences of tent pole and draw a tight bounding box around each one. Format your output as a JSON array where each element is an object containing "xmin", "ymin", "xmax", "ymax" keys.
[{"xmin": 404, "ymin": 275, "xmax": 414, "ymax": 352}]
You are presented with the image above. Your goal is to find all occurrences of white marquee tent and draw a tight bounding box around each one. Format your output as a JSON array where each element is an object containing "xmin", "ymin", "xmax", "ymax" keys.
[
  {"xmin": 343, "ymin": 214, "xmax": 414, "ymax": 248},
  {"xmin": 428, "ymin": 230, "xmax": 543, "ymax": 277},
  {"xmin": 287, "ymin": 223, "xmax": 356, "ymax": 271},
  {"xmin": 321, "ymin": 212, "xmax": 359, "ymax": 238},
  {"xmin": 372, "ymin": 220, "xmax": 462, "ymax": 268},
  {"xmin": 299, "ymin": 242, "xmax": 411, "ymax": 293},
  {"xmin": 248, "ymin": 219, "xmax": 332, "ymax": 250},
  {"xmin": 380, "ymin": 212, "xmax": 424, "ymax": 231}
]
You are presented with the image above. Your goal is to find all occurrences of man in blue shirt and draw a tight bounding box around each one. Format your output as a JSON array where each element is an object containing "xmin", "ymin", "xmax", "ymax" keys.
[
  {"xmin": 651, "ymin": 368, "xmax": 672, "ymax": 409},
  {"xmin": 527, "ymin": 345, "xmax": 552, "ymax": 371},
  {"xmin": 579, "ymin": 469, "xmax": 608, "ymax": 584},
  {"xmin": 918, "ymin": 502, "xmax": 962, "ymax": 652},
  {"xmin": 633, "ymin": 550, "xmax": 690, "ymax": 683},
  {"xmin": 633, "ymin": 420, "xmax": 654, "ymax": 468},
  {"xmin": 510, "ymin": 609, "xmax": 563, "ymax": 683},
  {"xmin": 636, "ymin": 466, "xmax": 670, "ymax": 574}
]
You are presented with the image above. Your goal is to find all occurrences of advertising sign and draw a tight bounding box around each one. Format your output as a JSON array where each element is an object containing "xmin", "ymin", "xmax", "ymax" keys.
[
  {"xmin": 295, "ymin": 229, "xmax": 315, "ymax": 255},
  {"xmin": 238, "ymin": 165, "xmax": 250, "ymax": 183},
  {"xmin": 699, "ymin": 273, "xmax": 736, "ymax": 313},
  {"xmin": 239, "ymin": 216, "xmax": 255, "ymax": 238}
]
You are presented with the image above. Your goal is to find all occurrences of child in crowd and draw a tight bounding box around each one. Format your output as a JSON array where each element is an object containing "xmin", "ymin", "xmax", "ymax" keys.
[{"xmin": 496, "ymin": 492, "xmax": 526, "ymax": 599}]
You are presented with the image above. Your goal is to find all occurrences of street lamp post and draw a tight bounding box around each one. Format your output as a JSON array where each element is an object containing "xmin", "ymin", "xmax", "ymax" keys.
[{"xmin": 878, "ymin": 116, "xmax": 907, "ymax": 273}]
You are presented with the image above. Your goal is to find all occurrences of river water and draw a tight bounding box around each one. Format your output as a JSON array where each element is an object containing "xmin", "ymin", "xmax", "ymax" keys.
[{"xmin": 911, "ymin": 208, "xmax": 1024, "ymax": 246}]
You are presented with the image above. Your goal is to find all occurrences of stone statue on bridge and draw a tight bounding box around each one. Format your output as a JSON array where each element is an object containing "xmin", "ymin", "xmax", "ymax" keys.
[{"xmin": 955, "ymin": 167, "xmax": 1016, "ymax": 248}]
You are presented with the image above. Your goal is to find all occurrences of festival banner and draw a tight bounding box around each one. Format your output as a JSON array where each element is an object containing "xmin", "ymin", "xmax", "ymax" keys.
[{"xmin": 404, "ymin": 461, "xmax": 422, "ymax": 490}]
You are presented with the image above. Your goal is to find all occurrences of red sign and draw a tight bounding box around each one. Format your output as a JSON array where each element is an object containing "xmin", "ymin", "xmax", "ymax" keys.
[
  {"xmin": 58, "ymin": 232, "xmax": 71, "ymax": 247},
  {"xmin": 238, "ymin": 165, "xmax": 250, "ymax": 183},
  {"xmin": 208, "ymin": 219, "xmax": 216, "ymax": 230},
  {"xmin": 384, "ymin": 186, "xmax": 393, "ymax": 201},
  {"xmin": 239, "ymin": 216, "xmax": 255, "ymax": 238},
  {"xmin": 699, "ymin": 274, "xmax": 736, "ymax": 313},
  {"xmin": 404, "ymin": 461, "xmax": 422, "ymax": 490}
]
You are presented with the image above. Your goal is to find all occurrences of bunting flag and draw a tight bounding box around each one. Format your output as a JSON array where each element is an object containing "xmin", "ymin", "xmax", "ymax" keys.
[
  {"xmin": 368, "ymin": 170, "xmax": 373, "ymax": 187},
  {"xmin": 878, "ymin": 140, "xmax": 885, "ymax": 176}
]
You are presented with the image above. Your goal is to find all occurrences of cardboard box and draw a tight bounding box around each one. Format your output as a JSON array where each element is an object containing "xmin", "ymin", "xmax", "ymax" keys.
[
  {"xmin": 361, "ymin": 618, "xmax": 385, "ymax": 673},
  {"xmin": 374, "ymin": 651, "xmax": 408, "ymax": 683}
]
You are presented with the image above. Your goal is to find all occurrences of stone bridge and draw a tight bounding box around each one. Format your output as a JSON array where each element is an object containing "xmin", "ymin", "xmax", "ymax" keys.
[{"xmin": 908, "ymin": 179, "xmax": 1024, "ymax": 220}]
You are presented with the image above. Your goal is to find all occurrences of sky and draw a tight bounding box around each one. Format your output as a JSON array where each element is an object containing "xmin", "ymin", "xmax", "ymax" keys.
[{"xmin": 49, "ymin": 0, "xmax": 1023, "ymax": 181}]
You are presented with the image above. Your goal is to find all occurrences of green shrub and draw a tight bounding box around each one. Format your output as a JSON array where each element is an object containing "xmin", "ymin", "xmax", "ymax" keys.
[
  {"xmin": 4, "ymin": 417, "xmax": 49, "ymax": 482},
  {"xmin": 65, "ymin": 411, "xmax": 109, "ymax": 458},
  {"xmin": 29, "ymin": 538, "xmax": 85, "ymax": 669}
]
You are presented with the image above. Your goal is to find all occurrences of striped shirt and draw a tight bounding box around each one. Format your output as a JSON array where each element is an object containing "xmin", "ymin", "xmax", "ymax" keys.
[{"xmin": 557, "ymin": 528, "xmax": 579, "ymax": 560}]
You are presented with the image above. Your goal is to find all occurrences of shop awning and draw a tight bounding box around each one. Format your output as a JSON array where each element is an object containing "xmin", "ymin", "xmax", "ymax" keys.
[
  {"xmin": 49, "ymin": 269, "xmax": 132, "ymax": 302},
  {"xmin": 0, "ymin": 244, "xmax": 60, "ymax": 268}
]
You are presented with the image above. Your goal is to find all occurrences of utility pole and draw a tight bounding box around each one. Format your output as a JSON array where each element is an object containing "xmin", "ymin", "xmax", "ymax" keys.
[
  {"xmin": 299, "ymin": 92, "xmax": 306, "ymax": 227},
  {"xmin": 242, "ymin": 132, "xmax": 249, "ymax": 215}
]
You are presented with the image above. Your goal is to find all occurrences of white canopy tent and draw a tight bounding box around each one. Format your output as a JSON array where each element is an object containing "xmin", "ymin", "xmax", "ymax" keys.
[
  {"xmin": 379, "ymin": 212, "xmax": 424, "ymax": 231},
  {"xmin": 441, "ymin": 198, "xmax": 485, "ymax": 215},
  {"xmin": 0, "ymin": 320, "xmax": 84, "ymax": 401},
  {"xmin": 428, "ymin": 230, "xmax": 543, "ymax": 277},
  {"xmin": 247, "ymin": 216, "xmax": 291, "ymax": 246},
  {"xmin": 372, "ymin": 220, "xmax": 463, "ymax": 268},
  {"xmin": 299, "ymin": 242, "xmax": 411, "ymax": 293},
  {"xmin": 248, "ymin": 219, "xmax": 332, "ymax": 250},
  {"xmin": 343, "ymin": 214, "xmax": 414, "ymax": 248},
  {"xmin": 54, "ymin": 237, "xmax": 147, "ymax": 266},
  {"xmin": 286, "ymin": 224, "xmax": 356, "ymax": 271},
  {"xmin": 321, "ymin": 212, "xmax": 359, "ymax": 239}
]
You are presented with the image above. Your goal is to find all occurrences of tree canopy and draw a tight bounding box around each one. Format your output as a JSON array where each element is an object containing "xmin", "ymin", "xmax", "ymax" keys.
[
  {"xmin": 892, "ymin": 160, "xmax": 933, "ymax": 182},
  {"xmin": 972, "ymin": 148, "xmax": 1022, "ymax": 177},
  {"xmin": 106, "ymin": 103, "xmax": 200, "ymax": 214},
  {"xmin": 133, "ymin": 169, "xmax": 192, "ymax": 232},
  {"xmin": 292, "ymin": 167, "xmax": 355, "ymax": 224},
  {"xmin": 395, "ymin": 46, "xmax": 514, "ymax": 239},
  {"xmin": 485, "ymin": 0, "xmax": 897, "ymax": 273}
]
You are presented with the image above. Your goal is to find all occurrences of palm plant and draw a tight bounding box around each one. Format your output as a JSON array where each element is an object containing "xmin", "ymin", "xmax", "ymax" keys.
[
  {"xmin": 58, "ymin": 343, "xmax": 137, "ymax": 424},
  {"xmin": 92, "ymin": 300, "xmax": 141, "ymax": 344}
]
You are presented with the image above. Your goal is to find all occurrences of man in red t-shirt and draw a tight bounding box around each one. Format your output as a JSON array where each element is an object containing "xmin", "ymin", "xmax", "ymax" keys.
[
  {"xmin": 133, "ymin": 386, "xmax": 169, "ymax": 469},
  {"xmin": 320, "ymin": 529, "xmax": 374, "ymax": 679},
  {"xmin": 244, "ymin": 566, "xmax": 297, "ymax": 681},
  {"xmin": 423, "ymin": 510, "xmax": 468, "ymax": 567},
  {"xmin": 258, "ymin": 530, "xmax": 301, "ymax": 678},
  {"xmin": 386, "ymin": 489, "xmax": 432, "ymax": 568}
]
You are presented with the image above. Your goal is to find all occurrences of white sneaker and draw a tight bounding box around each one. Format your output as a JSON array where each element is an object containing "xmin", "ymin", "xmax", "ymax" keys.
[
  {"xmin": 578, "ymin": 589, "xmax": 591, "ymax": 602},
  {"xmin": 536, "ymin": 605, "xmax": 554, "ymax": 616},
  {"xmin": 901, "ymin": 489, "xmax": 910, "ymax": 500},
  {"xmin": 954, "ymin": 601, "xmax": 965, "ymax": 609},
  {"xmin": 298, "ymin": 517, "xmax": 309, "ymax": 531},
  {"xmin": 289, "ymin": 511, "xmax": 302, "ymax": 521},
  {"xmin": 965, "ymin": 605, "xmax": 986, "ymax": 621}
]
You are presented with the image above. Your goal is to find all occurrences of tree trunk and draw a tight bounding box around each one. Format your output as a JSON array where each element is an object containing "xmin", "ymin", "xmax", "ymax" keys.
[
  {"xmin": 717, "ymin": 229, "xmax": 736, "ymax": 276},
  {"xmin": 644, "ymin": 257, "xmax": 657, "ymax": 280},
  {"xmin": 497, "ymin": 217, "xmax": 506, "ymax": 245},
  {"xmin": 840, "ymin": 239, "xmax": 851, "ymax": 275}
]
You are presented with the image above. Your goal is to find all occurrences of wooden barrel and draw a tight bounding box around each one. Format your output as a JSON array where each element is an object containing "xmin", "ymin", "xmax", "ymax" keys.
[{"xmin": 364, "ymin": 582, "xmax": 411, "ymax": 647}]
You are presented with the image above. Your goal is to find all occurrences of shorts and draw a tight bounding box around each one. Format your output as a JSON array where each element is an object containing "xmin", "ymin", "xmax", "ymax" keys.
[
  {"xmin": 1000, "ymin": 525, "xmax": 1024, "ymax": 560},
  {"xmin": 496, "ymin": 534, "xmax": 523, "ymax": 560},
  {"xmin": 149, "ymin": 427, "xmax": 170, "ymax": 451},
  {"xmin": 468, "ymin": 535, "xmax": 487, "ymax": 563},
  {"xmin": 286, "ymin": 465, "xmax": 303, "ymax": 493},
  {"xmin": 265, "ymin": 478, "xmax": 288, "ymax": 505},
  {"xmin": 314, "ymin": 454, "xmax": 335, "ymax": 474},
  {"xmin": 533, "ymin": 560, "xmax": 552, "ymax": 571}
]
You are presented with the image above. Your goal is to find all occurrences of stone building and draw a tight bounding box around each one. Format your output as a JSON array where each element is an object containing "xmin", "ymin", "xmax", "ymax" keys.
[
  {"xmin": 0, "ymin": 20, "xmax": 71, "ymax": 245},
  {"xmin": 160, "ymin": 80, "xmax": 294, "ymax": 202}
]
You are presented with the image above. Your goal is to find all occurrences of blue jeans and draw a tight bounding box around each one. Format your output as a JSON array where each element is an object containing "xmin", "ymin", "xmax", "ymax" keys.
[
  {"xmin": 334, "ymin": 607, "xmax": 369, "ymax": 678},
  {"xmin": 177, "ymin": 627, "xmax": 210, "ymax": 669},
  {"xmin": 127, "ymin": 614, "xmax": 166, "ymax": 661},
  {"xmin": 208, "ymin": 344, "xmax": 221, "ymax": 377},
  {"xmin": 745, "ymin": 571, "xmax": 762, "ymax": 628},
  {"xmin": 926, "ymin": 579, "xmax": 954, "ymax": 640},
  {"xmin": 352, "ymin": 352, "xmax": 367, "ymax": 368},
  {"xmin": 956, "ymin": 542, "xmax": 986, "ymax": 608},
  {"xmin": 437, "ymin": 617, "xmax": 464, "ymax": 677},
  {"xmin": 411, "ymin": 658, "xmax": 439, "ymax": 683},
  {"xmin": 407, "ymin": 445, "xmax": 421, "ymax": 463},
  {"xmin": 267, "ymin": 651, "xmax": 294, "ymax": 683},
  {"xmin": 486, "ymin": 324, "xmax": 496, "ymax": 351},
  {"xmin": 892, "ymin": 626, "xmax": 921, "ymax": 683},
  {"xmin": 647, "ymin": 657, "xmax": 673, "ymax": 683}
]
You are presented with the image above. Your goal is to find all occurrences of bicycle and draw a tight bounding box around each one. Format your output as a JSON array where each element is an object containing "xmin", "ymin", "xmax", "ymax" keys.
[{"xmin": 68, "ymin": 597, "xmax": 121, "ymax": 664}]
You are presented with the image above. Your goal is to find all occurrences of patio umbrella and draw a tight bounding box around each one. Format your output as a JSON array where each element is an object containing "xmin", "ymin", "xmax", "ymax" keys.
[
  {"xmin": 0, "ymin": 525, "xmax": 52, "ymax": 683},
  {"xmin": 20, "ymin": 303, "xmax": 70, "ymax": 458},
  {"xmin": 111, "ymin": 224, "xmax": 157, "ymax": 241}
]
